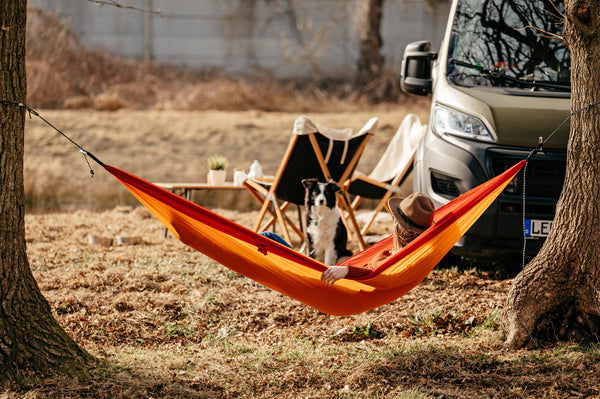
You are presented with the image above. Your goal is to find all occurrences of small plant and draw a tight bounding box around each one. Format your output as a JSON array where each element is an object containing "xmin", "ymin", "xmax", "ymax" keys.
[
  {"xmin": 206, "ymin": 155, "xmax": 228, "ymax": 171},
  {"xmin": 166, "ymin": 321, "xmax": 195, "ymax": 340},
  {"xmin": 334, "ymin": 321, "xmax": 383, "ymax": 341}
]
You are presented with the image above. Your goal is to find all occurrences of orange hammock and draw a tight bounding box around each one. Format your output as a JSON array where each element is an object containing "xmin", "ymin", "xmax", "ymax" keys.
[{"xmin": 106, "ymin": 160, "xmax": 525, "ymax": 316}]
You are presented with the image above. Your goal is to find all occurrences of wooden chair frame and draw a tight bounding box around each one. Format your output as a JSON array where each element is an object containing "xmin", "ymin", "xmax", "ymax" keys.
[
  {"xmin": 244, "ymin": 123, "xmax": 374, "ymax": 251},
  {"xmin": 344, "ymin": 157, "xmax": 414, "ymax": 236}
]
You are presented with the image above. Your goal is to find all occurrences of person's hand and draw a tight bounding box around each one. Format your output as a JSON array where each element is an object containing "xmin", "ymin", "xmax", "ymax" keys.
[{"xmin": 321, "ymin": 265, "xmax": 349, "ymax": 286}]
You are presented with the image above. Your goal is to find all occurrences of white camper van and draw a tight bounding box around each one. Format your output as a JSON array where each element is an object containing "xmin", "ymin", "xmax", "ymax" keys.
[{"xmin": 400, "ymin": 0, "xmax": 570, "ymax": 258}]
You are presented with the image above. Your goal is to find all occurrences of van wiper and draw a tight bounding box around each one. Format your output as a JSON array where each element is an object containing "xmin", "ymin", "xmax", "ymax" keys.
[{"xmin": 450, "ymin": 58, "xmax": 570, "ymax": 92}]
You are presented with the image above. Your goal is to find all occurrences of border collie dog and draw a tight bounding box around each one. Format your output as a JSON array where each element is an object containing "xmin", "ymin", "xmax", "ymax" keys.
[{"xmin": 302, "ymin": 179, "xmax": 352, "ymax": 265}]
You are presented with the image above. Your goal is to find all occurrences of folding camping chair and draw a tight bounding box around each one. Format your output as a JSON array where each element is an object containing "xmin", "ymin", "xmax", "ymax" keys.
[
  {"xmin": 243, "ymin": 115, "xmax": 378, "ymax": 251},
  {"xmin": 344, "ymin": 114, "xmax": 426, "ymax": 236}
]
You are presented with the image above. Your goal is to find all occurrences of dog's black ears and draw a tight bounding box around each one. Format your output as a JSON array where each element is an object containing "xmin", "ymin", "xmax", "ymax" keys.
[
  {"xmin": 302, "ymin": 178, "xmax": 319, "ymax": 189},
  {"xmin": 327, "ymin": 179, "xmax": 341, "ymax": 192},
  {"xmin": 302, "ymin": 178, "xmax": 342, "ymax": 192}
]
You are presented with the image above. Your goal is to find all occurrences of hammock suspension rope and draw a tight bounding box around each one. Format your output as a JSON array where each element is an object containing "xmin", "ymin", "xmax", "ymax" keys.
[{"xmin": 0, "ymin": 99, "xmax": 105, "ymax": 177}]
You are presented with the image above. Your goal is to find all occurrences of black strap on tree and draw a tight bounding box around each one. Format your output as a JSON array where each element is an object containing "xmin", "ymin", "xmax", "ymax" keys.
[{"xmin": 0, "ymin": 100, "xmax": 104, "ymax": 178}]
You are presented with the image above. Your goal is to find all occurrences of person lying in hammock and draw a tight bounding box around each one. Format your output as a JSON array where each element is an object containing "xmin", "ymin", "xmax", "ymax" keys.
[{"xmin": 320, "ymin": 192, "xmax": 435, "ymax": 286}]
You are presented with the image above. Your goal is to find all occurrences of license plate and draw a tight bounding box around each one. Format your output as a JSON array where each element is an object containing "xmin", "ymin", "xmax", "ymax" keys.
[{"xmin": 524, "ymin": 219, "xmax": 552, "ymax": 237}]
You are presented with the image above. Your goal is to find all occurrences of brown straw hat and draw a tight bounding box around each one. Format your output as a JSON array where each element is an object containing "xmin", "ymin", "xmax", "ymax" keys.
[{"xmin": 388, "ymin": 193, "xmax": 435, "ymax": 233}]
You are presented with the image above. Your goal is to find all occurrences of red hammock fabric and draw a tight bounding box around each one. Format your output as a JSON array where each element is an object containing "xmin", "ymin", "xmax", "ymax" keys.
[{"xmin": 106, "ymin": 160, "xmax": 525, "ymax": 315}]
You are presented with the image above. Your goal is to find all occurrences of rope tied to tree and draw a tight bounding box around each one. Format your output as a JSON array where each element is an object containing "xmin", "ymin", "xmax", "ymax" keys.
[{"xmin": 0, "ymin": 99, "xmax": 104, "ymax": 178}]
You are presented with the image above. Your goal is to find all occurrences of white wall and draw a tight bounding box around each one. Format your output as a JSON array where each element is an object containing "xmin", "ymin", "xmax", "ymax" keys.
[{"xmin": 30, "ymin": 0, "xmax": 450, "ymax": 78}]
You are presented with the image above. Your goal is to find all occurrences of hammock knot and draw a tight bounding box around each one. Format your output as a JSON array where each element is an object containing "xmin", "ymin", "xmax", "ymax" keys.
[{"xmin": 257, "ymin": 242, "xmax": 268, "ymax": 255}]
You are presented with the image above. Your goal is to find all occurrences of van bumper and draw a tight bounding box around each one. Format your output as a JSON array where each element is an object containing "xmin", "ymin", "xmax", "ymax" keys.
[{"xmin": 413, "ymin": 132, "xmax": 565, "ymax": 258}]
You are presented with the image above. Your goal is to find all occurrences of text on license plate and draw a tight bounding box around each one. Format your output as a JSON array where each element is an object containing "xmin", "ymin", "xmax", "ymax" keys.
[{"xmin": 524, "ymin": 219, "xmax": 552, "ymax": 237}]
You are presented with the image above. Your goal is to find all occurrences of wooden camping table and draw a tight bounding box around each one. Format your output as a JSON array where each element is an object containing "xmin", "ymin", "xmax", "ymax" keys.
[
  {"xmin": 153, "ymin": 181, "xmax": 247, "ymax": 236},
  {"xmin": 154, "ymin": 182, "xmax": 246, "ymax": 201}
]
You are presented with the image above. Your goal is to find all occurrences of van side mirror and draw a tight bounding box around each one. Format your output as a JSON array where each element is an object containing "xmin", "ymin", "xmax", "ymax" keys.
[{"xmin": 401, "ymin": 41, "xmax": 437, "ymax": 96}]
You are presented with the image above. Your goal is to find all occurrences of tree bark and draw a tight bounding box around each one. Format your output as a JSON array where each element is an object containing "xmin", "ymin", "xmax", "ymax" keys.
[
  {"xmin": 354, "ymin": 0, "xmax": 389, "ymax": 102},
  {"xmin": 502, "ymin": 0, "xmax": 600, "ymax": 348},
  {"xmin": 0, "ymin": 1, "xmax": 95, "ymax": 379}
]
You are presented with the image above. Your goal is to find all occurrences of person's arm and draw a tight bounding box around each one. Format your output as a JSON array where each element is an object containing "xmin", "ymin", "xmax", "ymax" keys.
[
  {"xmin": 321, "ymin": 249, "xmax": 391, "ymax": 285},
  {"xmin": 345, "ymin": 266, "xmax": 372, "ymax": 278}
]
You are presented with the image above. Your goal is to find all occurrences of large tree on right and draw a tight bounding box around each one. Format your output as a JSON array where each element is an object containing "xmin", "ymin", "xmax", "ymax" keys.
[{"xmin": 502, "ymin": 0, "xmax": 600, "ymax": 347}]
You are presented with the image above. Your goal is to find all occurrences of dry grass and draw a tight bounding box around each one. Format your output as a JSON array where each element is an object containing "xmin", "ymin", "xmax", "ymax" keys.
[{"xmin": 4, "ymin": 207, "xmax": 597, "ymax": 398}]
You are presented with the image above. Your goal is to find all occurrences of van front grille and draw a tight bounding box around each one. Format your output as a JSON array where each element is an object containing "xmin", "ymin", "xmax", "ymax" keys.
[{"xmin": 492, "ymin": 157, "xmax": 566, "ymax": 199}]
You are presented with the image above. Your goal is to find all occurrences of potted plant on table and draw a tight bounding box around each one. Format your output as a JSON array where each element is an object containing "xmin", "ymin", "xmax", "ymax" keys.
[{"xmin": 206, "ymin": 155, "xmax": 228, "ymax": 185}]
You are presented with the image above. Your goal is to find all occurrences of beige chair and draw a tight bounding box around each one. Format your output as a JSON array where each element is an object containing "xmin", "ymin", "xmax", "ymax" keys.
[{"xmin": 344, "ymin": 114, "xmax": 426, "ymax": 236}]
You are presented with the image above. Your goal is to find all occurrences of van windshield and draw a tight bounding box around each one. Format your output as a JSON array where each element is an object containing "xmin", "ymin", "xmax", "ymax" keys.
[{"xmin": 447, "ymin": 0, "xmax": 570, "ymax": 92}]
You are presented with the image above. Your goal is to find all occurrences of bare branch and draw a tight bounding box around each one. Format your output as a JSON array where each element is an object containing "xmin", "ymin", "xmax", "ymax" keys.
[
  {"xmin": 516, "ymin": 25, "xmax": 564, "ymax": 42},
  {"xmin": 548, "ymin": 0, "xmax": 566, "ymax": 20},
  {"xmin": 515, "ymin": 0, "xmax": 565, "ymax": 42},
  {"xmin": 87, "ymin": 0, "xmax": 162, "ymax": 15}
]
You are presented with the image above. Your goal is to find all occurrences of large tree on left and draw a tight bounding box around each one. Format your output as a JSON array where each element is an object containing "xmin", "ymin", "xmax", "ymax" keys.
[{"xmin": 0, "ymin": 1, "xmax": 94, "ymax": 379}]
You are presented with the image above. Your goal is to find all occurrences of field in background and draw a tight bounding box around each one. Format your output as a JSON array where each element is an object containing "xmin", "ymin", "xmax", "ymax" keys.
[
  {"xmin": 24, "ymin": 107, "xmax": 429, "ymax": 212},
  {"xmin": 24, "ymin": 6, "xmax": 430, "ymax": 212}
]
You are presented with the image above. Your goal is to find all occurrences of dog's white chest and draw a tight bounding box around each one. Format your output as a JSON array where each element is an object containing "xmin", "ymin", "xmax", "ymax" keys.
[
  {"xmin": 307, "ymin": 206, "xmax": 341, "ymax": 262},
  {"xmin": 307, "ymin": 206, "xmax": 339, "ymax": 235}
]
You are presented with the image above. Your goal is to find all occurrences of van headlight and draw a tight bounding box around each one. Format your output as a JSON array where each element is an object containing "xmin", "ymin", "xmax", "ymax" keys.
[{"xmin": 433, "ymin": 104, "xmax": 494, "ymax": 142}]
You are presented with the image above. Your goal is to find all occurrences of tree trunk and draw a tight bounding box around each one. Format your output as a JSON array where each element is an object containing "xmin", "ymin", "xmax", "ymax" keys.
[
  {"xmin": 354, "ymin": 0, "xmax": 389, "ymax": 102},
  {"xmin": 502, "ymin": 0, "xmax": 600, "ymax": 348},
  {"xmin": 0, "ymin": 1, "xmax": 95, "ymax": 379}
]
